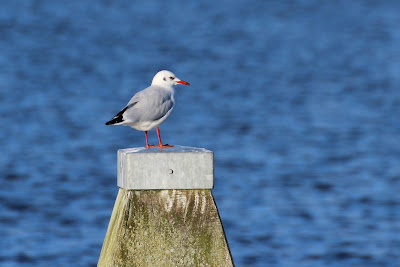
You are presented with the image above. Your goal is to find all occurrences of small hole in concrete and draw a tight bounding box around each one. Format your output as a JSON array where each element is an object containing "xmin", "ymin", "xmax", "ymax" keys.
[{"xmin": 169, "ymin": 169, "xmax": 173, "ymax": 174}]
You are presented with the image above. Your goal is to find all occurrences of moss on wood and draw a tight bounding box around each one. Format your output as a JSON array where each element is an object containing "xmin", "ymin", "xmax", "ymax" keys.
[{"xmin": 98, "ymin": 189, "xmax": 233, "ymax": 267}]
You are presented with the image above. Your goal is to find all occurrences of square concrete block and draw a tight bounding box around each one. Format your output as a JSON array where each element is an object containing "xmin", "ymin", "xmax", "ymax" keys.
[{"xmin": 117, "ymin": 146, "xmax": 214, "ymax": 189}]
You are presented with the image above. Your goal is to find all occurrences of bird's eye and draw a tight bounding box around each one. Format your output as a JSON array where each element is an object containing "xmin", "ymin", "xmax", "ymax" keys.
[
  {"xmin": 169, "ymin": 76, "xmax": 174, "ymax": 80},
  {"xmin": 163, "ymin": 77, "xmax": 166, "ymax": 81}
]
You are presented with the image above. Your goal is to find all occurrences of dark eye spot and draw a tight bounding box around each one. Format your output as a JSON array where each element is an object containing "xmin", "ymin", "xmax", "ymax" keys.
[
  {"xmin": 169, "ymin": 76, "xmax": 174, "ymax": 80},
  {"xmin": 163, "ymin": 77, "xmax": 166, "ymax": 81}
]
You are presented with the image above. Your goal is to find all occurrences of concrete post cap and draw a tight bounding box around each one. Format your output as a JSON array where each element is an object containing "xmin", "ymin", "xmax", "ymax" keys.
[{"xmin": 117, "ymin": 145, "xmax": 214, "ymax": 190}]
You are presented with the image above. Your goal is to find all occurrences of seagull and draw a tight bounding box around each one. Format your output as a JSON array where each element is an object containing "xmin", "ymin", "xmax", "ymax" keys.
[{"xmin": 105, "ymin": 70, "xmax": 190, "ymax": 148}]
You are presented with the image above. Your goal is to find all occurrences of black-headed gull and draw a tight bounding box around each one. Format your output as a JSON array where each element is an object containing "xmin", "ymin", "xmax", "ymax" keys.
[{"xmin": 105, "ymin": 70, "xmax": 190, "ymax": 148}]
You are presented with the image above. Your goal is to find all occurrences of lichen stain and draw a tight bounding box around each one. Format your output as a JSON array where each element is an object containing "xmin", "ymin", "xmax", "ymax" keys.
[{"xmin": 160, "ymin": 189, "xmax": 176, "ymax": 212}]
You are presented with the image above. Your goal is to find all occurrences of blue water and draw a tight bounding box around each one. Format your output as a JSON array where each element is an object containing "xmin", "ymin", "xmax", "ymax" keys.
[{"xmin": 1, "ymin": 1, "xmax": 400, "ymax": 266}]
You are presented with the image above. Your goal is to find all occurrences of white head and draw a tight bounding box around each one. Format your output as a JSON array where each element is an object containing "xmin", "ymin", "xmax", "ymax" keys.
[{"xmin": 151, "ymin": 70, "xmax": 190, "ymax": 87}]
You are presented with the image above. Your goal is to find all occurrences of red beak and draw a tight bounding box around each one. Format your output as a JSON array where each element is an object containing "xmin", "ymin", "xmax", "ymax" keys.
[{"xmin": 176, "ymin": 80, "xmax": 190, "ymax": 86}]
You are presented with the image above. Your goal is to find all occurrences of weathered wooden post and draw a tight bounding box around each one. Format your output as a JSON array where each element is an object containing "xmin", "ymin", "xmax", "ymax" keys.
[{"xmin": 98, "ymin": 146, "xmax": 234, "ymax": 266}]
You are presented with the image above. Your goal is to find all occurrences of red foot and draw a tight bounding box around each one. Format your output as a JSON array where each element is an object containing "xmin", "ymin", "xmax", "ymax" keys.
[
  {"xmin": 159, "ymin": 144, "xmax": 173, "ymax": 148},
  {"xmin": 145, "ymin": 144, "xmax": 174, "ymax": 149}
]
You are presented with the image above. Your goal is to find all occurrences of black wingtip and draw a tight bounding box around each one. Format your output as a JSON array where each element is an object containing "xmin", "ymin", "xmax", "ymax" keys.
[
  {"xmin": 106, "ymin": 104, "xmax": 132, "ymax": 126},
  {"xmin": 105, "ymin": 117, "xmax": 123, "ymax": 125}
]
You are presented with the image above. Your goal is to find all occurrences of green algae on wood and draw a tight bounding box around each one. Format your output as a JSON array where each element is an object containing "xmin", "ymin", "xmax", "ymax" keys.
[{"xmin": 98, "ymin": 188, "xmax": 234, "ymax": 267}]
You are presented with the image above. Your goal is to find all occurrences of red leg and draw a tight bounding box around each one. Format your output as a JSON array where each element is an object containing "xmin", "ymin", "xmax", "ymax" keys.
[
  {"xmin": 156, "ymin": 127, "xmax": 173, "ymax": 148},
  {"xmin": 144, "ymin": 131, "xmax": 150, "ymax": 148}
]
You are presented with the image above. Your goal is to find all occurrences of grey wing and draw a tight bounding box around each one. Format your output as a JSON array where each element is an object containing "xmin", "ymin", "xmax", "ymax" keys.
[{"xmin": 122, "ymin": 86, "xmax": 174, "ymax": 123}]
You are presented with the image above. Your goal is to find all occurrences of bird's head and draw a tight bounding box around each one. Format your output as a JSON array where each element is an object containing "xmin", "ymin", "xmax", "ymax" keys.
[{"xmin": 151, "ymin": 70, "xmax": 190, "ymax": 87}]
